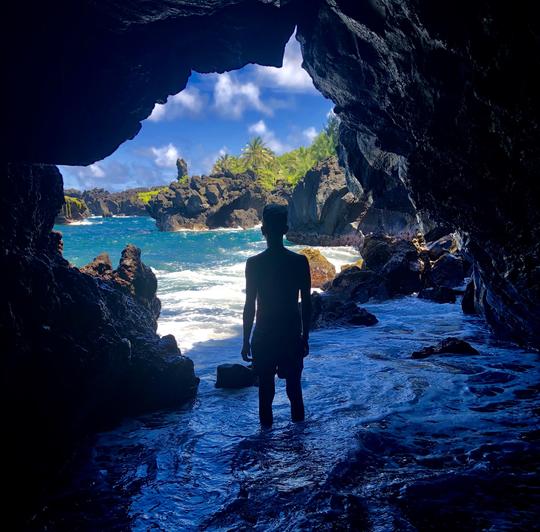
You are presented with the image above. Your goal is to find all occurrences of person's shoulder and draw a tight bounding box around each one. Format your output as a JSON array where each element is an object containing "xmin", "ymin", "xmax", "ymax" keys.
[
  {"xmin": 246, "ymin": 250, "xmax": 267, "ymax": 265},
  {"xmin": 284, "ymin": 248, "xmax": 309, "ymax": 266}
]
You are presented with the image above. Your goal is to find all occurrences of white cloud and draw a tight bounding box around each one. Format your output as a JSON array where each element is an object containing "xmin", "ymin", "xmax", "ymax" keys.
[
  {"xmin": 88, "ymin": 163, "xmax": 105, "ymax": 178},
  {"xmin": 201, "ymin": 146, "xmax": 229, "ymax": 174},
  {"xmin": 213, "ymin": 72, "xmax": 271, "ymax": 118},
  {"xmin": 248, "ymin": 120, "xmax": 288, "ymax": 154},
  {"xmin": 303, "ymin": 126, "xmax": 317, "ymax": 143},
  {"xmin": 255, "ymin": 32, "xmax": 316, "ymax": 92},
  {"xmin": 147, "ymin": 87, "xmax": 204, "ymax": 122},
  {"xmin": 150, "ymin": 143, "xmax": 180, "ymax": 168}
]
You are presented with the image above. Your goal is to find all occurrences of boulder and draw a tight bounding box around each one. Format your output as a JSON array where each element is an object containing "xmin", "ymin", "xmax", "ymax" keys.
[
  {"xmin": 418, "ymin": 286, "xmax": 457, "ymax": 304},
  {"xmin": 412, "ymin": 337, "xmax": 480, "ymax": 359},
  {"xmin": 299, "ymin": 248, "xmax": 336, "ymax": 288},
  {"xmin": 426, "ymin": 235, "xmax": 457, "ymax": 260},
  {"xmin": 361, "ymin": 236, "xmax": 422, "ymax": 296},
  {"xmin": 311, "ymin": 292, "xmax": 378, "ymax": 329},
  {"xmin": 215, "ymin": 364, "xmax": 256, "ymax": 389},
  {"xmin": 327, "ymin": 266, "xmax": 389, "ymax": 303},
  {"xmin": 430, "ymin": 253, "xmax": 465, "ymax": 288}
]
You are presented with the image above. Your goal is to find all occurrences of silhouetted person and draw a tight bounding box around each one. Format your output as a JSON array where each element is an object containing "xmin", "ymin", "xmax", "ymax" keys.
[{"xmin": 241, "ymin": 204, "xmax": 311, "ymax": 426}]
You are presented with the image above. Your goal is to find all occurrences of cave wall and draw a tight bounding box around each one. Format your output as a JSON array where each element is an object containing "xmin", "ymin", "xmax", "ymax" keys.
[{"xmin": 296, "ymin": 0, "xmax": 540, "ymax": 347}]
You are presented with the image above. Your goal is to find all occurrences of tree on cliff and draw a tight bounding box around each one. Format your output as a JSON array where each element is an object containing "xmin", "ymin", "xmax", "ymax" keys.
[{"xmin": 241, "ymin": 137, "xmax": 276, "ymax": 171}]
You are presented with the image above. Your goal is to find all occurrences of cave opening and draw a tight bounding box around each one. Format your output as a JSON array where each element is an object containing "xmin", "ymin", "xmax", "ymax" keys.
[{"xmin": 3, "ymin": 1, "xmax": 540, "ymax": 529}]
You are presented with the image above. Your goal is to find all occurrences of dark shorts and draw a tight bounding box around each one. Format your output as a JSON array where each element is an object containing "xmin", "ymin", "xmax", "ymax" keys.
[{"xmin": 251, "ymin": 332, "xmax": 304, "ymax": 379}]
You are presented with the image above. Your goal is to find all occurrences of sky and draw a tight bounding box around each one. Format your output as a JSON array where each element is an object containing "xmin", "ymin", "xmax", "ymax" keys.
[{"xmin": 61, "ymin": 32, "xmax": 334, "ymax": 192}]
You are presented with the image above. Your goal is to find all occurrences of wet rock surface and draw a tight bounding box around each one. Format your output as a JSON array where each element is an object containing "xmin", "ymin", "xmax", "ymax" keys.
[
  {"xmin": 412, "ymin": 337, "xmax": 480, "ymax": 359},
  {"xmin": 216, "ymin": 364, "xmax": 256, "ymax": 389},
  {"xmin": 311, "ymin": 293, "xmax": 378, "ymax": 329}
]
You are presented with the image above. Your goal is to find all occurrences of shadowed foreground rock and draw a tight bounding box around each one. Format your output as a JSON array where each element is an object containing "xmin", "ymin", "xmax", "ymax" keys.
[
  {"xmin": 1, "ymin": 163, "xmax": 199, "ymax": 518},
  {"xmin": 412, "ymin": 338, "xmax": 480, "ymax": 359},
  {"xmin": 216, "ymin": 364, "xmax": 257, "ymax": 389}
]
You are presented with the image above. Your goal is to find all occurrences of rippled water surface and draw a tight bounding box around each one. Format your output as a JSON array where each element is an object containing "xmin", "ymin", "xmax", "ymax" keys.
[{"xmin": 41, "ymin": 217, "xmax": 540, "ymax": 530}]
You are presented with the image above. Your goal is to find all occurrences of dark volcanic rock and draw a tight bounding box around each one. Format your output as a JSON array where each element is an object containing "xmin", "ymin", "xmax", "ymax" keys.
[
  {"xmin": 215, "ymin": 363, "xmax": 256, "ymax": 389},
  {"xmin": 426, "ymin": 235, "xmax": 456, "ymax": 261},
  {"xmin": 462, "ymin": 279, "xmax": 478, "ymax": 315},
  {"xmin": 311, "ymin": 292, "xmax": 378, "ymax": 329},
  {"xmin": 412, "ymin": 337, "xmax": 480, "ymax": 359},
  {"xmin": 287, "ymin": 157, "xmax": 365, "ymax": 246},
  {"xmin": 176, "ymin": 158, "xmax": 188, "ymax": 180},
  {"xmin": 362, "ymin": 235, "xmax": 423, "ymax": 296},
  {"xmin": 296, "ymin": 2, "xmax": 540, "ymax": 346},
  {"xmin": 1, "ymin": 163, "xmax": 198, "ymax": 516},
  {"xmin": 328, "ymin": 266, "xmax": 389, "ymax": 304},
  {"xmin": 418, "ymin": 287, "xmax": 457, "ymax": 304},
  {"xmin": 430, "ymin": 253, "xmax": 465, "ymax": 288},
  {"xmin": 80, "ymin": 252, "xmax": 113, "ymax": 276},
  {"xmin": 148, "ymin": 172, "xmax": 286, "ymax": 231},
  {"xmin": 228, "ymin": 208, "xmax": 260, "ymax": 229}
]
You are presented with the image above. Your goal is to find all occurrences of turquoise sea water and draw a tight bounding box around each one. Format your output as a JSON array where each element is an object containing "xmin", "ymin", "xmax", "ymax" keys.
[{"xmin": 42, "ymin": 216, "xmax": 539, "ymax": 530}]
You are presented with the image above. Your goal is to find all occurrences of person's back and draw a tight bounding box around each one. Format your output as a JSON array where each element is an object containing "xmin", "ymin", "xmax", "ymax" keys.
[
  {"xmin": 250, "ymin": 247, "xmax": 305, "ymax": 335},
  {"xmin": 241, "ymin": 204, "xmax": 311, "ymax": 426}
]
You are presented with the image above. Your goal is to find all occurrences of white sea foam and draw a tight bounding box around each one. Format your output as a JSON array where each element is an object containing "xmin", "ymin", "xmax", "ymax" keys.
[{"xmin": 69, "ymin": 219, "xmax": 99, "ymax": 226}]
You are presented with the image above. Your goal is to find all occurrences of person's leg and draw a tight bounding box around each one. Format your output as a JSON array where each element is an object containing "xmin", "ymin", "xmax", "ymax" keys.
[
  {"xmin": 258, "ymin": 372, "xmax": 275, "ymax": 426},
  {"xmin": 286, "ymin": 370, "xmax": 304, "ymax": 422}
]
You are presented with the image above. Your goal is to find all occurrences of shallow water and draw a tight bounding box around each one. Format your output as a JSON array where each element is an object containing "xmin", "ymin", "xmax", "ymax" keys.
[{"xmin": 39, "ymin": 217, "xmax": 540, "ymax": 530}]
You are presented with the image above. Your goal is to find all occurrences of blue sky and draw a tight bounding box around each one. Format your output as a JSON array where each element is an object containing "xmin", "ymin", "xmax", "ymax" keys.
[{"xmin": 61, "ymin": 32, "xmax": 333, "ymax": 192}]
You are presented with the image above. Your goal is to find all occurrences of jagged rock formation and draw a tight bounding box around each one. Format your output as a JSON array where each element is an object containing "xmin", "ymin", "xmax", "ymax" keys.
[
  {"xmin": 297, "ymin": 1, "xmax": 540, "ymax": 346},
  {"xmin": 287, "ymin": 156, "xmax": 424, "ymax": 246},
  {"xmin": 287, "ymin": 157, "xmax": 365, "ymax": 246},
  {"xmin": 147, "ymin": 172, "xmax": 289, "ymax": 230},
  {"xmin": 1, "ymin": 163, "xmax": 198, "ymax": 516}
]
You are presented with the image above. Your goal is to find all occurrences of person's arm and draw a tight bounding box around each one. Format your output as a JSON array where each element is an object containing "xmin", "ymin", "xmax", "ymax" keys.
[
  {"xmin": 241, "ymin": 258, "xmax": 256, "ymax": 362},
  {"xmin": 300, "ymin": 255, "xmax": 312, "ymax": 357}
]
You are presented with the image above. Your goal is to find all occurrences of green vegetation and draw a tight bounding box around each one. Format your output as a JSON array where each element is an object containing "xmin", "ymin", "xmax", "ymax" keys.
[
  {"xmin": 211, "ymin": 114, "xmax": 339, "ymax": 189},
  {"xmin": 137, "ymin": 187, "xmax": 169, "ymax": 205},
  {"xmin": 62, "ymin": 195, "xmax": 88, "ymax": 218}
]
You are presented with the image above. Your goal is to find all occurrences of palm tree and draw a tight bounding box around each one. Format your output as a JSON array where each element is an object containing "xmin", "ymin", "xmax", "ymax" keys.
[
  {"xmin": 241, "ymin": 137, "xmax": 275, "ymax": 171},
  {"xmin": 212, "ymin": 153, "xmax": 233, "ymax": 174}
]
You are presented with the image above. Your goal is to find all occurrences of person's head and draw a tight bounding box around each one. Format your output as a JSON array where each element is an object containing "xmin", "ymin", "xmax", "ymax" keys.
[{"xmin": 261, "ymin": 203, "xmax": 288, "ymax": 242}]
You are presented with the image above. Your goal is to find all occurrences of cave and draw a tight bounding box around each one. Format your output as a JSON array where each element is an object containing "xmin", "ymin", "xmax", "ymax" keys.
[{"xmin": 3, "ymin": 0, "xmax": 539, "ymax": 527}]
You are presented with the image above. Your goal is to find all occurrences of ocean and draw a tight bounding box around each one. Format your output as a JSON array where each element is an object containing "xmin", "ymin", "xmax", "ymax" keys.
[{"xmin": 41, "ymin": 215, "xmax": 539, "ymax": 530}]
